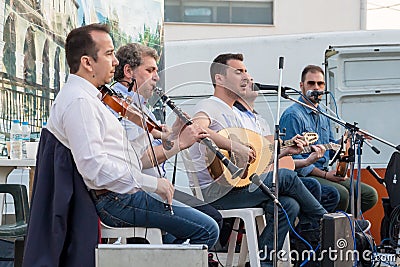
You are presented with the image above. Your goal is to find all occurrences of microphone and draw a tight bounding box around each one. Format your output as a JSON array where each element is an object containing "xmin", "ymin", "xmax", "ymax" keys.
[
  {"xmin": 306, "ymin": 90, "xmax": 329, "ymax": 98},
  {"xmin": 249, "ymin": 173, "xmax": 282, "ymax": 207},
  {"xmin": 253, "ymin": 83, "xmax": 278, "ymax": 91},
  {"xmin": 306, "ymin": 90, "xmax": 329, "ymax": 102},
  {"xmin": 371, "ymin": 145, "xmax": 380, "ymax": 155},
  {"xmin": 253, "ymin": 83, "xmax": 292, "ymax": 92}
]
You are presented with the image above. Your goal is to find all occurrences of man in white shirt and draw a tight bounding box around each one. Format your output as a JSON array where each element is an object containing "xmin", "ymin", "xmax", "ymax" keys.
[
  {"xmin": 111, "ymin": 42, "xmax": 223, "ymax": 233},
  {"xmin": 188, "ymin": 53, "xmax": 326, "ymax": 266},
  {"xmin": 46, "ymin": 23, "xmax": 219, "ymax": 249}
]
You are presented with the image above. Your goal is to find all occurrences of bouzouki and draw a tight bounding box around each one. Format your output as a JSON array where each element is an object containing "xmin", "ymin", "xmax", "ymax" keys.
[
  {"xmin": 207, "ymin": 128, "xmax": 320, "ymax": 188},
  {"xmin": 335, "ymin": 131, "xmax": 351, "ymax": 177},
  {"xmin": 267, "ymin": 142, "xmax": 341, "ymax": 172}
]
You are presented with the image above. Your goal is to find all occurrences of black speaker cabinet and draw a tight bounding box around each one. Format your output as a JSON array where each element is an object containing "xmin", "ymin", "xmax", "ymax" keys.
[{"xmin": 321, "ymin": 213, "xmax": 354, "ymax": 267}]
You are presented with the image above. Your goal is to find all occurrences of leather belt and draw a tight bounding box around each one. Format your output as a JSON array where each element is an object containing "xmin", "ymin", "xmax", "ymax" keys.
[
  {"xmin": 89, "ymin": 189, "xmax": 110, "ymax": 201},
  {"xmin": 94, "ymin": 189, "xmax": 110, "ymax": 197}
]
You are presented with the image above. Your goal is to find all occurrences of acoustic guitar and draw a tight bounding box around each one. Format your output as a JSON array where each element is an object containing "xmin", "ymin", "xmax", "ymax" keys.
[{"xmin": 206, "ymin": 128, "xmax": 319, "ymax": 188}]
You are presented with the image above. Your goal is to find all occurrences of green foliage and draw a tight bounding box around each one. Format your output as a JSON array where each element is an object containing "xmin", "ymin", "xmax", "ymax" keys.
[
  {"xmin": 103, "ymin": 18, "xmax": 133, "ymax": 50},
  {"xmin": 137, "ymin": 23, "xmax": 163, "ymax": 58}
]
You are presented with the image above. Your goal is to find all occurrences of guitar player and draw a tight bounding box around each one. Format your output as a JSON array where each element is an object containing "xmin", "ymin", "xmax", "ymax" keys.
[
  {"xmin": 187, "ymin": 53, "xmax": 327, "ymax": 267},
  {"xmin": 279, "ymin": 64, "xmax": 378, "ymax": 216},
  {"xmin": 233, "ymin": 78, "xmax": 340, "ymax": 214}
]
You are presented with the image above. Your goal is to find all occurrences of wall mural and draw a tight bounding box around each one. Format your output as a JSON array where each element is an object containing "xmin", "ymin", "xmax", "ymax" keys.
[{"xmin": 0, "ymin": 0, "xmax": 164, "ymax": 138}]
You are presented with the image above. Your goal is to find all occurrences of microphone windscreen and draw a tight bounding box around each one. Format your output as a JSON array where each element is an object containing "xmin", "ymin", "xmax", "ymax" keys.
[
  {"xmin": 252, "ymin": 83, "xmax": 260, "ymax": 91},
  {"xmin": 306, "ymin": 90, "xmax": 314, "ymax": 98}
]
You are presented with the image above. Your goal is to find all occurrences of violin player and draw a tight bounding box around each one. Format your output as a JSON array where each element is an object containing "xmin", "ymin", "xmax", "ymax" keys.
[{"xmin": 23, "ymin": 24, "xmax": 219, "ymax": 266}]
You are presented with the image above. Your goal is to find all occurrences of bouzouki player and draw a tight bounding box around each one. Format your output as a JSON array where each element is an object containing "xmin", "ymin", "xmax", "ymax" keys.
[{"xmin": 187, "ymin": 53, "xmax": 327, "ymax": 267}]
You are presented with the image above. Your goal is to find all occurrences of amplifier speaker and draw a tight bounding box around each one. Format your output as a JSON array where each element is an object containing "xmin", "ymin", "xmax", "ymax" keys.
[
  {"xmin": 321, "ymin": 212, "xmax": 354, "ymax": 267},
  {"xmin": 95, "ymin": 244, "xmax": 208, "ymax": 267}
]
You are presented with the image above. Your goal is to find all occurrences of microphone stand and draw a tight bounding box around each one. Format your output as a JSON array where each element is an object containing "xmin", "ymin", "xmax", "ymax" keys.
[
  {"xmin": 280, "ymin": 91, "xmax": 400, "ymax": 218},
  {"xmin": 350, "ymin": 132, "xmax": 381, "ymax": 217},
  {"xmin": 354, "ymin": 133, "xmax": 364, "ymax": 217},
  {"xmin": 272, "ymin": 57, "xmax": 285, "ymax": 267},
  {"xmin": 318, "ymin": 102, "xmax": 381, "ymax": 215}
]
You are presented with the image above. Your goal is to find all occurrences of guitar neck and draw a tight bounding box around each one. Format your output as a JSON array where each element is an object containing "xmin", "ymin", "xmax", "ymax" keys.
[
  {"xmin": 301, "ymin": 143, "xmax": 337, "ymax": 154},
  {"xmin": 282, "ymin": 140, "xmax": 295, "ymax": 148}
]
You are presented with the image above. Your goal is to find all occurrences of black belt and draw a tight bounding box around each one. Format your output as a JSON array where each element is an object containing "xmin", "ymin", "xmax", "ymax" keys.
[{"xmin": 89, "ymin": 189, "xmax": 110, "ymax": 201}]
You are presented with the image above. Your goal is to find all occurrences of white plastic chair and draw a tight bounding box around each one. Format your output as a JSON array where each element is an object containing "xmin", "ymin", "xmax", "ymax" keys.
[
  {"xmin": 192, "ymin": 186, "xmax": 267, "ymax": 267},
  {"xmin": 220, "ymin": 208, "xmax": 267, "ymax": 267},
  {"xmin": 182, "ymin": 150, "xmax": 291, "ymax": 267},
  {"xmin": 100, "ymin": 221, "xmax": 163, "ymax": 245}
]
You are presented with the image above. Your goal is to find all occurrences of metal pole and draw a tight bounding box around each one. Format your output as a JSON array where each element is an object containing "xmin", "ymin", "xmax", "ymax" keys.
[{"xmin": 272, "ymin": 56, "xmax": 284, "ymax": 267}]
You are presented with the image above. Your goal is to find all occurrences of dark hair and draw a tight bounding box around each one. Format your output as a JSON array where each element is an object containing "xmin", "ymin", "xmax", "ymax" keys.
[
  {"xmin": 301, "ymin": 65, "xmax": 324, "ymax": 82},
  {"xmin": 114, "ymin": 43, "xmax": 159, "ymax": 81},
  {"xmin": 65, "ymin": 23, "xmax": 110, "ymax": 74},
  {"xmin": 210, "ymin": 53, "xmax": 244, "ymax": 87}
]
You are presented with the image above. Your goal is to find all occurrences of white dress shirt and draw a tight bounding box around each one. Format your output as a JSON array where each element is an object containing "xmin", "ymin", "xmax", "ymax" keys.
[
  {"xmin": 111, "ymin": 82, "xmax": 164, "ymax": 177},
  {"xmin": 47, "ymin": 74, "xmax": 158, "ymax": 194}
]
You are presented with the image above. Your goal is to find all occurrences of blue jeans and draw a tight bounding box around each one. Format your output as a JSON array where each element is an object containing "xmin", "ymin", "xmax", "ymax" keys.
[
  {"xmin": 300, "ymin": 177, "xmax": 321, "ymax": 200},
  {"xmin": 94, "ymin": 191, "xmax": 219, "ymax": 248},
  {"xmin": 299, "ymin": 177, "xmax": 322, "ymax": 229},
  {"xmin": 203, "ymin": 169, "xmax": 326, "ymax": 252},
  {"xmin": 320, "ymin": 183, "xmax": 340, "ymax": 212},
  {"xmin": 301, "ymin": 177, "xmax": 340, "ymax": 213},
  {"xmin": 173, "ymin": 190, "xmax": 223, "ymax": 230}
]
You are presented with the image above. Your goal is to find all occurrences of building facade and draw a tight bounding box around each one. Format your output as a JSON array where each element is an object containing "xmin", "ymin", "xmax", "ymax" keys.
[
  {"xmin": 164, "ymin": 0, "xmax": 365, "ymax": 41},
  {"xmin": 0, "ymin": 0, "xmax": 78, "ymax": 134}
]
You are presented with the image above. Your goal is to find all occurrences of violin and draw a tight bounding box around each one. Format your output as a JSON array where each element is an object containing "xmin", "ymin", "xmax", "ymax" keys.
[{"xmin": 98, "ymin": 85, "xmax": 162, "ymax": 133}]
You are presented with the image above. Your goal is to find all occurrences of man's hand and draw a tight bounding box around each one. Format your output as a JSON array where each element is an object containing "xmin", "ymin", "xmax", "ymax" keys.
[
  {"xmin": 155, "ymin": 178, "xmax": 174, "ymax": 206},
  {"xmin": 306, "ymin": 144, "xmax": 327, "ymax": 164},
  {"xmin": 325, "ymin": 170, "xmax": 347, "ymax": 182},
  {"xmin": 281, "ymin": 134, "xmax": 308, "ymax": 156},
  {"xmin": 178, "ymin": 124, "xmax": 210, "ymax": 150},
  {"xmin": 150, "ymin": 124, "xmax": 172, "ymax": 141},
  {"xmin": 231, "ymin": 142, "xmax": 256, "ymax": 169},
  {"xmin": 160, "ymin": 125, "xmax": 172, "ymax": 141}
]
